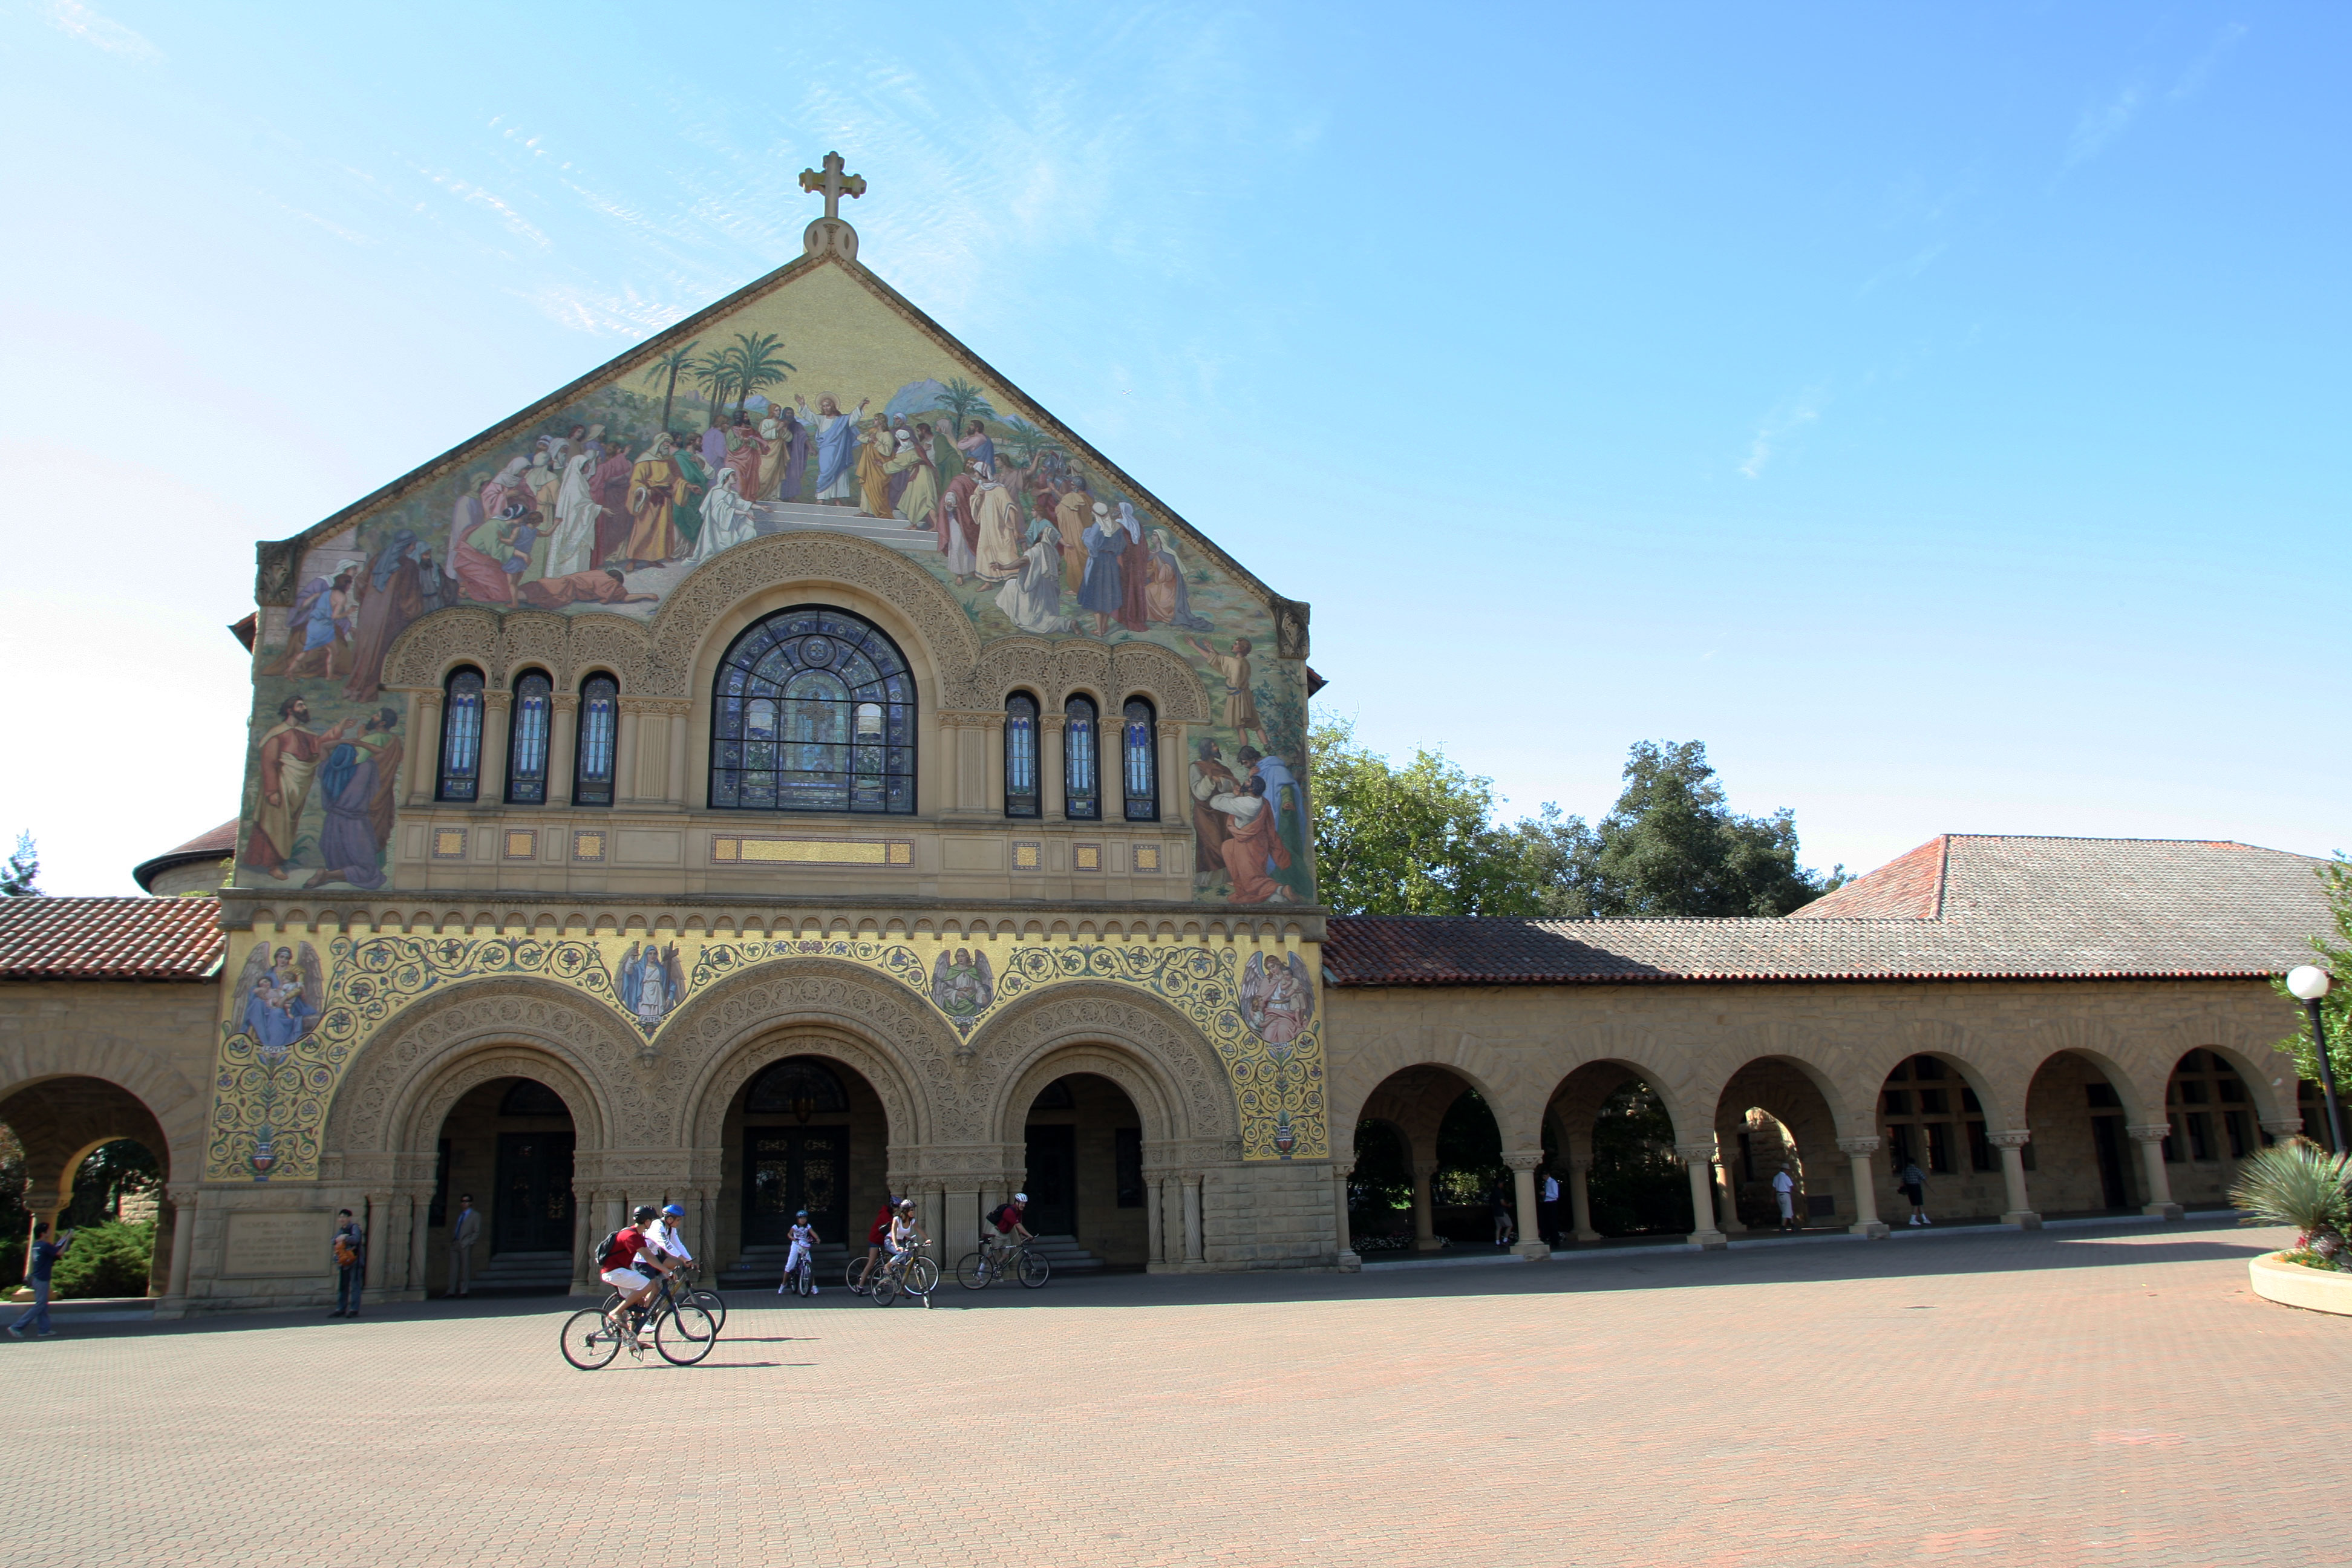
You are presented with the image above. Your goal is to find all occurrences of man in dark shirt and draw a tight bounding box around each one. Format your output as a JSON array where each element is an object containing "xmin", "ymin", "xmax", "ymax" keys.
[{"xmin": 8, "ymin": 1221, "xmax": 75, "ymax": 1339}]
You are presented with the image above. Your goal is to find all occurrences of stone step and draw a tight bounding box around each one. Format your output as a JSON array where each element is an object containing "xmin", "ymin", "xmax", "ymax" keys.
[
  {"xmin": 469, "ymin": 1250, "xmax": 573, "ymax": 1292},
  {"xmin": 751, "ymin": 501, "xmax": 938, "ymax": 554},
  {"xmin": 1022, "ymin": 1234, "xmax": 1105, "ymax": 1272}
]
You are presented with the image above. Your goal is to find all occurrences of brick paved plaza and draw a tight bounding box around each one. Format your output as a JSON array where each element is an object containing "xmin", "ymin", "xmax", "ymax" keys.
[{"xmin": 6, "ymin": 1216, "xmax": 2342, "ymax": 1567}]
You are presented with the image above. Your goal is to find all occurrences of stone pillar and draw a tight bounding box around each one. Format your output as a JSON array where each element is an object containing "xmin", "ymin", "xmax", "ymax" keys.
[
  {"xmin": 984, "ymin": 716, "xmax": 1007, "ymax": 816},
  {"xmin": 364, "ymin": 1192, "xmax": 393, "ymax": 1297},
  {"xmin": 1676, "ymin": 1144, "xmax": 1727, "ymax": 1249},
  {"xmin": 1988, "ymin": 1130, "xmax": 2041, "ymax": 1229},
  {"xmin": 479, "ymin": 688, "xmax": 512, "ymax": 805},
  {"xmin": 391, "ymin": 1194, "xmax": 419, "ymax": 1294},
  {"xmin": 407, "ymin": 690, "xmax": 442, "ymax": 805},
  {"xmin": 548, "ymin": 694, "xmax": 578, "ymax": 808},
  {"xmin": 157, "ymin": 1183, "xmax": 197, "ymax": 1314},
  {"xmin": 2261, "ymin": 1117, "xmax": 2303, "ymax": 1151},
  {"xmin": 1181, "ymin": 1173, "xmax": 1204, "ymax": 1264},
  {"xmin": 1331, "ymin": 1161, "xmax": 1359, "ymax": 1270},
  {"xmin": 1567, "ymin": 1158, "xmax": 1599, "ymax": 1242},
  {"xmin": 1504, "ymin": 1151, "xmax": 1549, "ymax": 1259},
  {"xmin": 615, "ymin": 707, "xmax": 642, "ymax": 806},
  {"xmin": 410, "ymin": 1197, "xmax": 434, "ymax": 1295},
  {"xmin": 944, "ymin": 1186, "xmax": 981, "ymax": 1271},
  {"xmin": 667, "ymin": 709, "xmax": 690, "ymax": 807},
  {"xmin": 2128, "ymin": 1125, "xmax": 2184, "ymax": 1220},
  {"xmin": 1410, "ymin": 1159, "xmax": 1442, "ymax": 1251},
  {"xmin": 1157, "ymin": 722, "xmax": 1183, "ymax": 835},
  {"xmin": 1838, "ymin": 1135, "xmax": 1890, "ymax": 1238},
  {"xmin": 1715, "ymin": 1158, "xmax": 1749, "ymax": 1235},
  {"xmin": 1041, "ymin": 714, "xmax": 1067, "ymax": 820},
  {"xmin": 1144, "ymin": 1173, "xmax": 1167, "ymax": 1265}
]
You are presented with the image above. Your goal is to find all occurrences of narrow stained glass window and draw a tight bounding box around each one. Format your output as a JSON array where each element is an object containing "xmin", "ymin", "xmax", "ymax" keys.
[
  {"xmin": 1063, "ymin": 696, "xmax": 1099, "ymax": 820},
  {"xmin": 1121, "ymin": 698, "xmax": 1157, "ymax": 822},
  {"xmin": 437, "ymin": 667, "xmax": 485, "ymax": 802},
  {"xmin": 709, "ymin": 606, "xmax": 916, "ymax": 814},
  {"xmin": 506, "ymin": 670, "xmax": 552, "ymax": 804},
  {"xmin": 1005, "ymin": 693, "xmax": 1040, "ymax": 818},
  {"xmin": 574, "ymin": 675, "xmax": 617, "ymax": 807}
]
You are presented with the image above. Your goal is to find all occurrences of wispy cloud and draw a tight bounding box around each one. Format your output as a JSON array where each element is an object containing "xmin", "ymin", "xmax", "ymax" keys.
[
  {"xmin": 1740, "ymin": 388, "xmax": 1826, "ymax": 480},
  {"xmin": 2171, "ymin": 22, "xmax": 2249, "ymax": 102},
  {"xmin": 2065, "ymin": 85, "xmax": 2143, "ymax": 169},
  {"xmin": 43, "ymin": 0, "xmax": 158, "ymax": 59}
]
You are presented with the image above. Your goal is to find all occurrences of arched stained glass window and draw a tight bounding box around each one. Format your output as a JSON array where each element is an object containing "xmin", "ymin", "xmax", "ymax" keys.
[
  {"xmin": 437, "ymin": 667, "xmax": 485, "ymax": 802},
  {"xmin": 506, "ymin": 670, "xmax": 552, "ymax": 804},
  {"xmin": 1121, "ymin": 698, "xmax": 1158, "ymax": 822},
  {"xmin": 573, "ymin": 675, "xmax": 617, "ymax": 807},
  {"xmin": 1064, "ymin": 696, "xmax": 1099, "ymax": 820},
  {"xmin": 710, "ymin": 606, "xmax": 916, "ymax": 814},
  {"xmin": 745, "ymin": 1056, "xmax": 850, "ymax": 1117},
  {"xmin": 1004, "ymin": 693, "xmax": 1040, "ymax": 818}
]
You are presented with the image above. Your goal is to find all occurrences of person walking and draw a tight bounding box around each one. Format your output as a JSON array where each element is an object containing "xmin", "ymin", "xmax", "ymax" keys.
[
  {"xmin": 1491, "ymin": 1184, "xmax": 1516, "ymax": 1249},
  {"xmin": 330, "ymin": 1209, "xmax": 366, "ymax": 1318},
  {"xmin": 445, "ymin": 1194, "xmax": 482, "ymax": 1298},
  {"xmin": 1540, "ymin": 1169, "xmax": 1562, "ymax": 1244},
  {"xmin": 7, "ymin": 1221, "xmax": 75, "ymax": 1339},
  {"xmin": 1900, "ymin": 1158, "xmax": 1931, "ymax": 1225},
  {"xmin": 1772, "ymin": 1165, "xmax": 1798, "ymax": 1232}
]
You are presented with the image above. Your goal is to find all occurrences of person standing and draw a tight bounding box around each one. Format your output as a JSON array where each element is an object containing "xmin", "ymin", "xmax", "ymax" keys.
[
  {"xmin": 330, "ymin": 1209, "xmax": 365, "ymax": 1318},
  {"xmin": 1491, "ymin": 1185, "xmax": 1516, "ymax": 1248},
  {"xmin": 6, "ymin": 1222, "xmax": 74, "ymax": 1339},
  {"xmin": 1540, "ymin": 1169, "xmax": 1563, "ymax": 1244},
  {"xmin": 1772, "ymin": 1165, "xmax": 1798, "ymax": 1231},
  {"xmin": 445, "ymin": 1194, "xmax": 482, "ymax": 1297},
  {"xmin": 1900, "ymin": 1158, "xmax": 1931, "ymax": 1225}
]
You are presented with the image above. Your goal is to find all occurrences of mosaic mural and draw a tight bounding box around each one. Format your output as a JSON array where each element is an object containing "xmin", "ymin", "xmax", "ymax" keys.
[
  {"xmin": 206, "ymin": 932, "xmax": 1327, "ymax": 1181},
  {"xmin": 235, "ymin": 263, "xmax": 1310, "ymax": 904}
]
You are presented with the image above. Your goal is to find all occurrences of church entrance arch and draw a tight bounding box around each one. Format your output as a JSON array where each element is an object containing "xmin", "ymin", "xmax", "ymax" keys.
[
  {"xmin": 1017, "ymin": 1073, "xmax": 1147, "ymax": 1267},
  {"xmin": 426, "ymin": 1073, "xmax": 579, "ymax": 1294},
  {"xmin": 714, "ymin": 1047, "xmax": 892, "ymax": 1287}
]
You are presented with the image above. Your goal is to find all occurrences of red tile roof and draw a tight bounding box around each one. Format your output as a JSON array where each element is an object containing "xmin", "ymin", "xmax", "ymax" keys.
[
  {"xmin": 1324, "ymin": 836, "xmax": 2335, "ymax": 987},
  {"xmin": 131, "ymin": 820, "xmax": 240, "ymax": 893},
  {"xmin": 0, "ymin": 897, "xmax": 224, "ymax": 981}
]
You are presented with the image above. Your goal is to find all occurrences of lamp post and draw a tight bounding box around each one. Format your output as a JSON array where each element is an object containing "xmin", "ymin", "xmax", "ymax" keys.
[{"xmin": 2287, "ymin": 965, "xmax": 2342, "ymax": 1151}]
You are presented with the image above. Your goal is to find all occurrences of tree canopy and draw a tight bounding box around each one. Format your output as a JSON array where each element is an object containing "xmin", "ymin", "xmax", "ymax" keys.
[{"xmin": 1309, "ymin": 722, "xmax": 1839, "ymax": 918}]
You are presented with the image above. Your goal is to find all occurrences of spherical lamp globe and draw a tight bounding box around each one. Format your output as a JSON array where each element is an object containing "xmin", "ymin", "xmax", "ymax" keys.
[{"xmin": 2288, "ymin": 965, "xmax": 2334, "ymax": 1002}]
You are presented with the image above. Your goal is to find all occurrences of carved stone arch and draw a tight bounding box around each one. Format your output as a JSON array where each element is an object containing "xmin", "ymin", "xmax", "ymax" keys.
[
  {"xmin": 1537, "ymin": 1021, "xmax": 1700, "ymax": 1148},
  {"xmin": 563, "ymin": 612, "xmax": 652, "ymax": 692},
  {"xmin": 1328, "ymin": 1025, "xmax": 1529, "ymax": 1148},
  {"xmin": 1109, "ymin": 640, "xmax": 1212, "ymax": 723},
  {"xmin": 661, "ymin": 958, "xmax": 958, "ymax": 1150},
  {"xmin": 2164, "ymin": 1030, "xmax": 2296, "ymax": 1128},
  {"xmin": 996, "ymin": 1044, "xmax": 1184, "ymax": 1149},
  {"xmin": 1710, "ymin": 1039, "xmax": 1872, "ymax": 1143},
  {"xmin": 321, "ymin": 976, "xmax": 640, "ymax": 1158},
  {"xmin": 2019, "ymin": 1017, "xmax": 2157, "ymax": 1124},
  {"xmin": 1047, "ymin": 641, "xmax": 1113, "ymax": 711},
  {"xmin": 964, "ymin": 980, "xmax": 1240, "ymax": 1150},
  {"xmin": 640, "ymin": 533, "xmax": 981, "ymax": 699},
  {"xmin": 382, "ymin": 606, "xmax": 504, "ymax": 691},
  {"xmin": 973, "ymin": 639, "xmax": 1056, "ymax": 706},
  {"xmin": 399, "ymin": 1045, "xmax": 608, "ymax": 1158},
  {"xmin": 1713, "ymin": 1019, "xmax": 1912, "ymax": 1139},
  {"xmin": 0, "ymin": 1035, "xmax": 204, "ymax": 1184}
]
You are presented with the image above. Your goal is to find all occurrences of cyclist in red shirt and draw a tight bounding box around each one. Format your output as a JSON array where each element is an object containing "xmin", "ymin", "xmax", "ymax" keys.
[
  {"xmin": 599, "ymin": 1204, "xmax": 675, "ymax": 1345},
  {"xmin": 858, "ymin": 1197, "xmax": 897, "ymax": 1289},
  {"xmin": 984, "ymin": 1193, "xmax": 1033, "ymax": 1268}
]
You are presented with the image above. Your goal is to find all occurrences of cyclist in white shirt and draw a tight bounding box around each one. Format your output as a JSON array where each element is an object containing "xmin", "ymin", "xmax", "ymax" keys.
[
  {"xmin": 779, "ymin": 1209, "xmax": 820, "ymax": 1296},
  {"xmin": 647, "ymin": 1203, "xmax": 694, "ymax": 1271},
  {"xmin": 885, "ymin": 1198, "xmax": 928, "ymax": 1273}
]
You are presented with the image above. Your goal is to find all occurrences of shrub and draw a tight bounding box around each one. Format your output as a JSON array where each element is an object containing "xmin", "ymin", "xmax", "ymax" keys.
[
  {"xmin": 2230, "ymin": 1139, "xmax": 2352, "ymax": 1264},
  {"xmin": 48, "ymin": 1220, "xmax": 155, "ymax": 1299}
]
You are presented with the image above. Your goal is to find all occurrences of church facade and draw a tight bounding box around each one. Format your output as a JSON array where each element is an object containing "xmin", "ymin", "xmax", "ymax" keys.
[{"xmin": 0, "ymin": 168, "xmax": 2336, "ymax": 1312}]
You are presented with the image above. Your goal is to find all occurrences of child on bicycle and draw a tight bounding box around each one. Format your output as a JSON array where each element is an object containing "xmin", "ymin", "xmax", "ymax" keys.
[{"xmin": 779, "ymin": 1209, "xmax": 819, "ymax": 1296}]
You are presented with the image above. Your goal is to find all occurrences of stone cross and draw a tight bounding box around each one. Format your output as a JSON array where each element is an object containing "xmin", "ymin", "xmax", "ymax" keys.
[{"xmin": 798, "ymin": 152, "xmax": 866, "ymax": 222}]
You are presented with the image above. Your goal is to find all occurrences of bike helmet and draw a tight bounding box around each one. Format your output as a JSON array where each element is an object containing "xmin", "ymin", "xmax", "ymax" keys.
[
  {"xmin": 632, "ymin": 1204, "xmax": 659, "ymax": 1223},
  {"xmin": 795, "ymin": 1209, "xmax": 809, "ymax": 1219},
  {"xmin": 898, "ymin": 1198, "xmax": 916, "ymax": 1210},
  {"xmin": 1011, "ymin": 1193, "xmax": 1028, "ymax": 1204},
  {"xmin": 661, "ymin": 1204, "xmax": 685, "ymax": 1218}
]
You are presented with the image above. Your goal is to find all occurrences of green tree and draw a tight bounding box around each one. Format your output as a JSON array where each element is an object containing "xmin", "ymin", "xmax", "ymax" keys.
[
  {"xmin": 1, "ymin": 831, "xmax": 38, "ymax": 896},
  {"xmin": 639, "ymin": 338, "xmax": 701, "ymax": 431},
  {"xmin": 1310, "ymin": 717, "xmax": 1543, "ymax": 916},
  {"xmin": 725, "ymin": 331, "xmax": 796, "ymax": 418},
  {"xmin": 933, "ymin": 376, "xmax": 996, "ymax": 437},
  {"xmin": 2276, "ymin": 857, "xmax": 2352, "ymax": 1089}
]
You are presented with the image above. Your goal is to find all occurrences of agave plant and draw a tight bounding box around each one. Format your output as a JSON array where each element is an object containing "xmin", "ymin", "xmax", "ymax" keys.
[{"xmin": 2230, "ymin": 1138, "xmax": 2352, "ymax": 1261}]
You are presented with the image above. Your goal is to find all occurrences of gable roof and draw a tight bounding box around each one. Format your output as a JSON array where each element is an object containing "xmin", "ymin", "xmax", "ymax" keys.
[
  {"xmin": 1324, "ymin": 835, "xmax": 2334, "ymax": 987},
  {"xmin": 0, "ymin": 898, "xmax": 225, "ymax": 982},
  {"xmin": 259, "ymin": 246, "xmax": 1298, "ymax": 629}
]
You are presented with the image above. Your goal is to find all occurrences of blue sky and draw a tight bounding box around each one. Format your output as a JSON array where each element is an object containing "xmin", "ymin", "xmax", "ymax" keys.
[{"xmin": 2, "ymin": 1, "xmax": 2342, "ymax": 894}]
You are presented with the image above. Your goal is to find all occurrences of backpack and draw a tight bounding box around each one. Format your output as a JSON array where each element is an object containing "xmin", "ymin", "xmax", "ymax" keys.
[
  {"xmin": 593, "ymin": 1230, "xmax": 623, "ymax": 1270},
  {"xmin": 987, "ymin": 1203, "xmax": 1016, "ymax": 1230}
]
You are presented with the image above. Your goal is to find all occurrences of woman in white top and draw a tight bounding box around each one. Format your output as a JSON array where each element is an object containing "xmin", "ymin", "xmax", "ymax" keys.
[{"xmin": 691, "ymin": 467, "xmax": 759, "ymax": 566}]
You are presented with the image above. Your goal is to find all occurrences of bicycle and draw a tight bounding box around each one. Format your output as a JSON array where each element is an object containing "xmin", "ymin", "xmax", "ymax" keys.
[
  {"xmin": 866, "ymin": 1247, "xmax": 939, "ymax": 1307},
  {"xmin": 782, "ymin": 1249, "xmax": 817, "ymax": 1298},
  {"xmin": 955, "ymin": 1238, "xmax": 1051, "ymax": 1290},
  {"xmin": 601, "ymin": 1261, "xmax": 726, "ymax": 1335},
  {"xmin": 564, "ymin": 1271, "xmax": 717, "ymax": 1369}
]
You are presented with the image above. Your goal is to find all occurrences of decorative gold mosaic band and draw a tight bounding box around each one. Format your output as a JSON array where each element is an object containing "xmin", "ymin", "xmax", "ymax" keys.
[{"xmin": 711, "ymin": 836, "xmax": 915, "ymax": 867}]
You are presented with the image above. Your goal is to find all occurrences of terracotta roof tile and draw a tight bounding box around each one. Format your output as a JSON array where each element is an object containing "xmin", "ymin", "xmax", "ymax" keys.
[
  {"xmin": 0, "ymin": 897, "xmax": 224, "ymax": 981},
  {"xmin": 1324, "ymin": 836, "xmax": 2334, "ymax": 987},
  {"xmin": 1791, "ymin": 835, "xmax": 1947, "ymax": 919}
]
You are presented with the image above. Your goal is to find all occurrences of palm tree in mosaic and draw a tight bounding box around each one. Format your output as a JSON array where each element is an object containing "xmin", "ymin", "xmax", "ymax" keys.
[
  {"xmin": 639, "ymin": 339, "xmax": 702, "ymax": 432},
  {"xmin": 933, "ymin": 376, "xmax": 996, "ymax": 440},
  {"xmin": 2231, "ymin": 1138, "xmax": 2352, "ymax": 1263},
  {"xmin": 998, "ymin": 417, "xmax": 1057, "ymax": 468},
  {"xmin": 725, "ymin": 332, "xmax": 797, "ymax": 419},
  {"xmin": 693, "ymin": 350, "xmax": 736, "ymax": 426}
]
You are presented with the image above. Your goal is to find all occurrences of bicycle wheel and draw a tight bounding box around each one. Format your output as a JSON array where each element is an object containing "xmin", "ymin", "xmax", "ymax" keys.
[
  {"xmin": 1019, "ymin": 1249, "xmax": 1051, "ymax": 1288},
  {"xmin": 869, "ymin": 1269, "xmax": 898, "ymax": 1307},
  {"xmin": 656, "ymin": 1304, "xmax": 717, "ymax": 1365},
  {"xmin": 844, "ymin": 1257, "xmax": 872, "ymax": 1296},
  {"xmin": 956, "ymin": 1251, "xmax": 991, "ymax": 1289},
  {"xmin": 906, "ymin": 1255, "xmax": 939, "ymax": 1295},
  {"xmin": 560, "ymin": 1308, "xmax": 620, "ymax": 1370},
  {"xmin": 687, "ymin": 1287, "xmax": 727, "ymax": 1333},
  {"xmin": 794, "ymin": 1259, "xmax": 814, "ymax": 1296}
]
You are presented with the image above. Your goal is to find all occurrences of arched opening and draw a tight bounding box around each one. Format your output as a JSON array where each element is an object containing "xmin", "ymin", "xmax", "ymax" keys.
[
  {"xmin": 1354, "ymin": 1065, "xmax": 1511, "ymax": 1253},
  {"xmin": 714, "ymin": 1051, "xmax": 892, "ymax": 1287},
  {"xmin": 1541, "ymin": 1062, "xmax": 1694, "ymax": 1244},
  {"xmin": 2022, "ymin": 1051, "xmax": 2143, "ymax": 1217},
  {"xmin": 424, "ymin": 1075, "xmax": 578, "ymax": 1295},
  {"xmin": 2157, "ymin": 1049, "xmax": 2271, "ymax": 1210},
  {"xmin": 1708, "ymin": 1057, "xmax": 1851, "ymax": 1235},
  {"xmin": 1021, "ymin": 1073, "xmax": 1146, "ymax": 1270},
  {"xmin": 0, "ymin": 1076, "xmax": 178, "ymax": 1304},
  {"xmin": 1874, "ymin": 1054, "xmax": 2007, "ymax": 1225}
]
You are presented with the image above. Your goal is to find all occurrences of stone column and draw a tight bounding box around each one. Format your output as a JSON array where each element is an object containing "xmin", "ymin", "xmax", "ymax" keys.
[
  {"xmin": 364, "ymin": 1192, "xmax": 393, "ymax": 1298},
  {"xmin": 1504, "ymin": 1151, "xmax": 1549, "ymax": 1259},
  {"xmin": 479, "ymin": 688, "xmax": 512, "ymax": 805},
  {"xmin": 1041, "ymin": 714, "xmax": 1067, "ymax": 821},
  {"xmin": 157, "ymin": 1183, "xmax": 198, "ymax": 1314},
  {"xmin": 1410, "ymin": 1159, "xmax": 1442, "ymax": 1251},
  {"xmin": 1676, "ymin": 1145, "xmax": 1727, "ymax": 1249},
  {"xmin": 2128, "ymin": 1125, "xmax": 2184, "ymax": 1220},
  {"xmin": 1156, "ymin": 722, "xmax": 1183, "ymax": 833},
  {"xmin": 1143, "ymin": 1172, "xmax": 1167, "ymax": 1266},
  {"xmin": 944, "ymin": 1186, "xmax": 981, "ymax": 1272},
  {"xmin": 410, "ymin": 1198, "xmax": 434, "ymax": 1295},
  {"xmin": 1838, "ymin": 1135, "xmax": 1890, "ymax": 1238},
  {"xmin": 548, "ymin": 694, "xmax": 578, "ymax": 808},
  {"xmin": 407, "ymin": 690, "xmax": 442, "ymax": 805},
  {"xmin": 1331, "ymin": 1161, "xmax": 1359, "ymax": 1270},
  {"xmin": 1181, "ymin": 1173, "xmax": 1205, "ymax": 1264},
  {"xmin": 667, "ymin": 708, "xmax": 690, "ymax": 808},
  {"xmin": 1567, "ymin": 1158, "xmax": 1599, "ymax": 1242},
  {"xmin": 984, "ymin": 715, "xmax": 1007, "ymax": 816},
  {"xmin": 615, "ymin": 706, "xmax": 642, "ymax": 807},
  {"xmin": 1988, "ymin": 1130, "xmax": 2040, "ymax": 1229},
  {"xmin": 1715, "ymin": 1157, "xmax": 1749, "ymax": 1235},
  {"xmin": 2261, "ymin": 1117, "xmax": 2304, "ymax": 1149}
]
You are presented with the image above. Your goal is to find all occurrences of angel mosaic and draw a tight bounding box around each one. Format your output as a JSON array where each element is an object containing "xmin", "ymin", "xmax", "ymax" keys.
[
  {"xmin": 618, "ymin": 941, "xmax": 687, "ymax": 1029},
  {"xmin": 1238, "ymin": 951, "xmax": 1314, "ymax": 1047},
  {"xmin": 230, "ymin": 941, "xmax": 325, "ymax": 1055},
  {"xmin": 930, "ymin": 947, "xmax": 994, "ymax": 1027}
]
